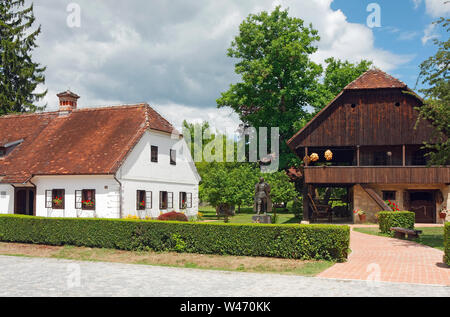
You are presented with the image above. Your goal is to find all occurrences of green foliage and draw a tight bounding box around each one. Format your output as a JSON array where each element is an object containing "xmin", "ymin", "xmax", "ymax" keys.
[
  {"xmin": 292, "ymin": 197, "xmax": 303, "ymax": 219},
  {"xmin": 217, "ymin": 6, "xmax": 322, "ymax": 169},
  {"xmin": 200, "ymin": 163, "xmax": 296, "ymax": 210},
  {"xmin": 416, "ymin": 18, "xmax": 449, "ymax": 166},
  {"xmin": 445, "ymin": 222, "xmax": 449, "ymax": 266},
  {"xmin": 310, "ymin": 57, "xmax": 372, "ymax": 113},
  {"xmin": 264, "ymin": 171, "xmax": 297, "ymax": 205},
  {"xmin": 378, "ymin": 212, "xmax": 415, "ymax": 234},
  {"xmin": 0, "ymin": 215, "xmax": 350, "ymax": 262},
  {"xmin": 0, "ymin": 0, "xmax": 47, "ymax": 114}
]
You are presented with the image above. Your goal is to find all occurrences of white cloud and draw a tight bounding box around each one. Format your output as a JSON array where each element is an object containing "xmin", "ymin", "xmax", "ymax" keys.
[
  {"xmin": 422, "ymin": 23, "xmax": 439, "ymax": 44},
  {"xmin": 413, "ymin": 0, "xmax": 450, "ymax": 17},
  {"xmin": 28, "ymin": 0, "xmax": 411, "ymax": 130},
  {"xmin": 425, "ymin": 0, "xmax": 450, "ymax": 17}
]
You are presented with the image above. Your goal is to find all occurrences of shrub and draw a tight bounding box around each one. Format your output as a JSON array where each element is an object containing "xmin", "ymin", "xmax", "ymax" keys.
[
  {"xmin": 445, "ymin": 222, "xmax": 449, "ymax": 266},
  {"xmin": 157, "ymin": 211, "xmax": 188, "ymax": 222},
  {"xmin": 0, "ymin": 215, "xmax": 350, "ymax": 262},
  {"xmin": 378, "ymin": 211, "xmax": 415, "ymax": 234}
]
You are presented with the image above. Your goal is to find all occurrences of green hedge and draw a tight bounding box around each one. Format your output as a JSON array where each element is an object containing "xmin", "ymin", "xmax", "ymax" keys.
[
  {"xmin": 445, "ymin": 222, "xmax": 449, "ymax": 266},
  {"xmin": 0, "ymin": 215, "xmax": 349, "ymax": 262},
  {"xmin": 378, "ymin": 211, "xmax": 415, "ymax": 234}
]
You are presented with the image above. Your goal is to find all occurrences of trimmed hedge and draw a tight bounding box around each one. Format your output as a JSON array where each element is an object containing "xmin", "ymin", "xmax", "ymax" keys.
[
  {"xmin": 445, "ymin": 222, "xmax": 449, "ymax": 266},
  {"xmin": 0, "ymin": 215, "xmax": 350, "ymax": 262},
  {"xmin": 378, "ymin": 211, "xmax": 415, "ymax": 234}
]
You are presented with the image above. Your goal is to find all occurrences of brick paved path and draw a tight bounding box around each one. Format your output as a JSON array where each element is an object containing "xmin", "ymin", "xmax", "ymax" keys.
[
  {"xmin": 0, "ymin": 255, "xmax": 448, "ymax": 297},
  {"xmin": 318, "ymin": 229, "xmax": 450, "ymax": 286}
]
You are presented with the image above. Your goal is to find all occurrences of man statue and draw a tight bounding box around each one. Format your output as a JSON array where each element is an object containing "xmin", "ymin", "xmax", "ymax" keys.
[{"xmin": 254, "ymin": 177, "xmax": 273, "ymax": 215}]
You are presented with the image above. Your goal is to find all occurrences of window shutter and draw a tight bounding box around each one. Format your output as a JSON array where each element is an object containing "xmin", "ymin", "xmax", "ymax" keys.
[
  {"xmin": 159, "ymin": 191, "xmax": 163, "ymax": 209},
  {"xmin": 75, "ymin": 190, "xmax": 82, "ymax": 209},
  {"xmin": 62, "ymin": 189, "xmax": 66, "ymax": 209},
  {"xmin": 179, "ymin": 192, "xmax": 183, "ymax": 209},
  {"xmin": 136, "ymin": 191, "xmax": 140, "ymax": 210},
  {"xmin": 146, "ymin": 191, "xmax": 152, "ymax": 209},
  {"xmin": 187, "ymin": 193, "xmax": 193, "ymax": 208},
  {"xmin": 45, "ymin": 190, "xmax": 52, "ymax": 208},
  {"xmin": 168, "ymin": 192, "xmax": 173, "ymax": 209}
]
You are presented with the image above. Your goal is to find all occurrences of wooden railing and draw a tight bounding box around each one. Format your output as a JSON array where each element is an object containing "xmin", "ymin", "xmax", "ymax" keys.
[{"xmin": 304, "ymin": 166, "xmax": 450, "ymax": 184}]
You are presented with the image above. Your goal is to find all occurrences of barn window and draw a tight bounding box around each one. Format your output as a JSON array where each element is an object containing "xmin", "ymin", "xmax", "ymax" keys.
[
  {"xmin": 382, "ymin": 191, "xmax": 396, "ymax": 201},
  {"xmin": 351, "ymin": 104, "xmax": 357, "ymax": 108},
  {"xmin": 151, "ymin": 146, "xmax": 158, "ymax": 163},
  {"xmin": 395, "ymin": 102, "xmax": 400, "ymax": 107}
]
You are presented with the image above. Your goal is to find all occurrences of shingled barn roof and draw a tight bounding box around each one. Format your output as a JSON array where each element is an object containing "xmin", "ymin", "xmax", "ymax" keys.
[
  {"xmin": 0, "ymin": 104, "xmax": 175, "ymax": 184},
  {"xmin": 344, "ymin": 68, "xmax": 407, "ymax": 90}
]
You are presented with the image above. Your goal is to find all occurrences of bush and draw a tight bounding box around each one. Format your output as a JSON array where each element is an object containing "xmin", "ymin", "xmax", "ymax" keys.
[
  {"xmin": 378, "ymin": 211, "xmax": 415, "ymax": 234},
  {"xmin": 445, "ymin": 222, "xmax": 449, "ymax": 266},
  {"xmin": 0, "ymin": 215, "xmax": 350, "ymax": 262},
  {"xmin": 157, "ymin": 211, "xmax": 188, "ymax": 222}
]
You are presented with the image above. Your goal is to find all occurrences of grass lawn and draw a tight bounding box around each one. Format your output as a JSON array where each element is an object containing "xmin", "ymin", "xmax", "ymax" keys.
[
  {"xmin": 0, "ymin": 242, "xmax": 333, "ymax": 277},
  {"xmin": 353, "ymin": 226, "xmax": 445, "ymax": 251},
  {"xmin": 199, "ymin": 206, "xmax": 301, "ymax": 224}
]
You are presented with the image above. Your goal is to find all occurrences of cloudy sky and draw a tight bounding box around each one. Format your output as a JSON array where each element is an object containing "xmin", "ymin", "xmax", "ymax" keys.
[{"xmin": 28, "ymin": 0, "xmax": 449, "ymax": 131}]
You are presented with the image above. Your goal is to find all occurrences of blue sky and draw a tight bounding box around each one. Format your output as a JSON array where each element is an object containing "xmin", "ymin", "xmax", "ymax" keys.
[
  {"xmin": 29, "ymin": 0, "xmax": 449, "ymax": 131},
  {"xmin": 332, "ymin": 0, "xmax": 447, "ymax": 89}
]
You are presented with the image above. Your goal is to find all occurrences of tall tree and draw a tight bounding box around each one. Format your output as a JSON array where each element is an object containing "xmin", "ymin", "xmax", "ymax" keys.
[
  {"xmin": 416, "ymin": 18, "xmax": 449, "ymax": 166},
  {"xmin": 312, "ymin": 57, "xmax": 372, "ymax": 113},
  {"xmin": 217, "ymin": 6, "xmax": 322, "ymax": 170},
  {"xmin": 0, "ymin": 0, "xmax": 46, "ymax": 115}
]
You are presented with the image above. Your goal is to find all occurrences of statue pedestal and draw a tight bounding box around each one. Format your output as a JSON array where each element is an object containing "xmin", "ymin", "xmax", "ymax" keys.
[{"xmin": 252, "ymin": 215, "xmax": 272, "ymax": 224}]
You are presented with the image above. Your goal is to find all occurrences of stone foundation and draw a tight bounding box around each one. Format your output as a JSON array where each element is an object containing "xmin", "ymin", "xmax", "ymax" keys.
[{"xmin": 352, "ymin": 184, "xmax": 449, "ymax": 224}]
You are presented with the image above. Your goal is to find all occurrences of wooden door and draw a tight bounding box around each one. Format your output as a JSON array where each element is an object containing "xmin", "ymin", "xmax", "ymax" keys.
[
  {"xmin": 14, "ymin": 187, "xmax": 36, "ymax": 216},
  {"xmin": 407, "ymin": 191, "xmax": 435, "ymax": 223}
]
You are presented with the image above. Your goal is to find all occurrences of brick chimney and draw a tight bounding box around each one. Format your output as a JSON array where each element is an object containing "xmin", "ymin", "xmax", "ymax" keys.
[{"xmin": 57, "ymin": 90, "xmax": 80, "ymax": 114}]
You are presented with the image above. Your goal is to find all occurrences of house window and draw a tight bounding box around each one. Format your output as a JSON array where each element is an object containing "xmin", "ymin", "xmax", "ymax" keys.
[
  {"xmin": 52, "ymin": 189, "xmax": 65, "ymax": 210},
  {"xmin": 160, "ymin": 191, "xmax": 173, "ymax": 210},
  {"xmin": 45, "ymin": 189, "xmax": 65, "ymax": 209},
  {"xmin": 170, "ymin": 149, "xmax": 176, "ymax": 165},
  {"xmin": 0, "ymin": 148, "xmax": 5, "ymax": 157},
  {"xmin": 81, "ymin": 189, "xmax": 96, "ymax": 210},
  {"xmin": 179, "ymin": 192, "xmax": 187, "ymax": 209},
  {"xmin": 151, "ymin": 146, "xmax": 158, "ymax": 163},
  {"xmin": 137, "ymin": 190, "xmax": 146, "ymax": 210},
  {"xmin": 382, "ymin": 191, "xmax": 396, "ymax": 201}
]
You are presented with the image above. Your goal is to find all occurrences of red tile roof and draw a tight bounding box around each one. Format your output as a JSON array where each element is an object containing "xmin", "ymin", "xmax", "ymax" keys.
[
  {"xmin": 344, "ymin": 68, "xmax": 407, "ymax": 90},
  {"xmin": 0, "ymin": 104, "xmax": 176, "ymax": 184}
]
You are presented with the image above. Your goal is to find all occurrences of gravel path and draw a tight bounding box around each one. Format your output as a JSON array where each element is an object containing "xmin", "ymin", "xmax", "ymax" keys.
[{"xmin": 0, "ymin": 255, "xmax": 449, "ymax": 297}]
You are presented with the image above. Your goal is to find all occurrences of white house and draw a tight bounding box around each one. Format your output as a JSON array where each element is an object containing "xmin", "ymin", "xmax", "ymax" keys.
[{"xmin": 0, "ymin": 91, "xmax": 200, "ymax": 219}]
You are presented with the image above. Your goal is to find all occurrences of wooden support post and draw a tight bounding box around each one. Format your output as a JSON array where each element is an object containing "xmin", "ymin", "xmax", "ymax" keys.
[
  {"xmin": 357, "ymin": 146, "xmax": 360, "ymax": 166},
  {"xmin": 302, "ymin": 182, "xmax": 309, "ymax": 221},
  {"xmin": 304, "ymin": 147, "xmax": 309, "ymax": 167},
  {"xmin": 402, "ymin": 145, "xmax": 406, "ymax": 167}
]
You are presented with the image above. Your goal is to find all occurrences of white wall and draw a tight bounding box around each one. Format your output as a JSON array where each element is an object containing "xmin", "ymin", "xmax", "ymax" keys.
[
  {"xmin": 32, "ymin": 175, "xmax": 120, "ymax": 219},
  {"xmin": 1, "ymin": 130, "xmax": 200, "ymax": 219},
  {"xmin": 117, "ymin": 130, "xmax": 200, "ymax": 218},
  {"xmin": 0, "ymin": 184, "xmax": 14, "ymax": 214}
]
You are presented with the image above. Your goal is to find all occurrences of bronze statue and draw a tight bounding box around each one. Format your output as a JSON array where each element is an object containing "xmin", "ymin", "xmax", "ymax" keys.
[{"xmin": 254, "ymin": 177, "xmax": 272, "ymax": 215}]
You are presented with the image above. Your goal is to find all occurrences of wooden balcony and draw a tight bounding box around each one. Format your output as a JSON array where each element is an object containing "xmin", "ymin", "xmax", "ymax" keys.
[{"xmin": 304, "ymin": 166, "xmax": 450, "ymax": 185}]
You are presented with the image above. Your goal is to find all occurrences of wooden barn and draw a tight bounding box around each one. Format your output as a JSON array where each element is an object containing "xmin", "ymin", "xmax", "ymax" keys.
[{"xmin": 287, "ymin": 69, "xmax": 449, "ymax": 224}]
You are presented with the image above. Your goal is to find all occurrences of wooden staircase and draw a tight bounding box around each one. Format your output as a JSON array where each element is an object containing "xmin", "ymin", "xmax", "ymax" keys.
[{"xmin": 360, "ymin": 185, "xmax": 393, "ymax": 211}]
